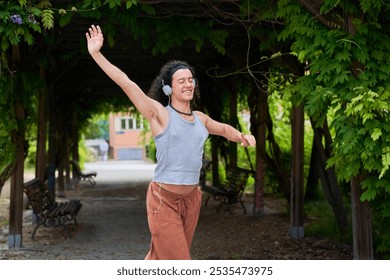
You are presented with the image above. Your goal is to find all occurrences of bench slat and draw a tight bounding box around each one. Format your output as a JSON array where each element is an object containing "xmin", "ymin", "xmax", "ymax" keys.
[{"xmin": 23, "ymin": 178, "xmax": 82, "ymax": 239}]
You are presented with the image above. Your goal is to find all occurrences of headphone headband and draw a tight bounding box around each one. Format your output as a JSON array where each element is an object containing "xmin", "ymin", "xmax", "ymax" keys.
[
  {"xmin": 161, "ymin": 64, "xmax": 192, "ymax": 96},
  {"xmin": 166, "ymin": 64, "xmax": 189, "ymax": 86}
]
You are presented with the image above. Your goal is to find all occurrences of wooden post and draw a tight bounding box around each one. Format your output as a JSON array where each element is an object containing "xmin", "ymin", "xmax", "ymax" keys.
[
  {"xmin": 71, "ymin": 110, "xmax": 79, "ymax": 182},
  {"xmin": 36, "ymin": 65, "xmax": 47, "ymax": 181},
  {"xmin": 8, "ymin": 101, "xmax": 25, "ymax": 249},
  {"xmin": 290, "ymin": 104, "xmax": 305, "ymax": 239},
  {"xmin": 229, "ymin": 82, "xmax": 238, "ymax": 168},
  {"xmin": 47, "ymin": 99, "xmax": 58, "ymax": 196},
  {"xmin": 253, "ymin": 87, "xmax": 267, "ymax": 218},
  {"xmin": 64, "ymin": 129, "xmax": 72, "ymax": 190},
  {"xmin": 351, "ymin": 176, "xmax": 373, "ymax": 259},
  {"xmin": 253, "ymin": 151, "xmax": 265, "ymax": 217},
  {"xmin": 211, "ymin": 136, "xmax": 220, "ymax": 186}
]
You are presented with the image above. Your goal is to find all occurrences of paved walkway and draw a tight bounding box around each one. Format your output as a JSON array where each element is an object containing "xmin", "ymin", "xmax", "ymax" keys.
[
  {"xmin": 0, "ymin": 160, "xmax": 157, "ymax": 259},
  {"xmin": 1, "ymin": 160, "xmax": 354, "ymax": 260},
  {"xmin": 84, "ymin": 160, "xmax": 157, "ymax": 184},
  {"xmin": 0, "ymin": 160, "xmax": 156, "ymax": 199}
]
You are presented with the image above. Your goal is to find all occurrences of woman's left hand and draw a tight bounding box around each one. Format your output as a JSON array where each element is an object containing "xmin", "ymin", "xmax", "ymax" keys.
[{"xmin": 240, "ymin": 134, "xmax": 256, "ymax": 147}]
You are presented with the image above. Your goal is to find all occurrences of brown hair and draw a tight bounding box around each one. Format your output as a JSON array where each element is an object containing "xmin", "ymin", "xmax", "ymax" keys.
[{"xmin": 147, "ymin": 60, "xmax": 200, "ymax": 109}]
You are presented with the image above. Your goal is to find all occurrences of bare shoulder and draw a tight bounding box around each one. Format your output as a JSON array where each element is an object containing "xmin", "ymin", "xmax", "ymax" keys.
[
  {"xmin": 193, "ymin": 110, "xmax": 209, "ymax": 124},
  {"xmin": 193, "ymin": 110, "xmax": 227, "ymax": 136}
]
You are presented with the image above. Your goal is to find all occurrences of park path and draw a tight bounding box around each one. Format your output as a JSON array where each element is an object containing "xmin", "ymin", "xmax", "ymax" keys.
[
  {"xmin": 0, "ymin": 160, "xmax": 156, "ymax": 259},
  {"xmin": 1, "ymin": 160, "xmax": 353, "ymax": 260}
]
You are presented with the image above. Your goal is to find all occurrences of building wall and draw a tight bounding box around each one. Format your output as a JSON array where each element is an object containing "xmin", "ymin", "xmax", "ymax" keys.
[{"xmin": 108, "ymin": 112, "xmax": 151, "ymax": 160}]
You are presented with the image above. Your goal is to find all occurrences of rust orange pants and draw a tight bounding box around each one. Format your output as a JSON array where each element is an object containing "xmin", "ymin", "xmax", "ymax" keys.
[{"xmin": 145, "ymin": 181, "xmax": 202, "ymax": 260}]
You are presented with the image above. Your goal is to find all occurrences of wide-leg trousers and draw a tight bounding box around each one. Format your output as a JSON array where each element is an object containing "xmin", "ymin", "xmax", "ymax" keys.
[{"xmin": 144, "ymin": 181, "xmax": 202, "ymax": 260}]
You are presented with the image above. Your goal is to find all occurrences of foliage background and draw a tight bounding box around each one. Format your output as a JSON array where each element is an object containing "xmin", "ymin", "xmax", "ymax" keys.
[{"xmin": 1, "ymin": 0, "xmax": 390, "ymax": 258}]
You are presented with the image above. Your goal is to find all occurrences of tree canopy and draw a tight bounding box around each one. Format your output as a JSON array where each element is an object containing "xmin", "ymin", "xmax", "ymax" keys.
[{"xmin": 1, "ymin": 0, "xmax": 390, "ymax": 258}]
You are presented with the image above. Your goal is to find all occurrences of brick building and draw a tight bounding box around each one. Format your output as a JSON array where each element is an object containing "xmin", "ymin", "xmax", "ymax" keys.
[{"xmin": 108, "ymin": 112, "xmax": 151, "ymax": 160}]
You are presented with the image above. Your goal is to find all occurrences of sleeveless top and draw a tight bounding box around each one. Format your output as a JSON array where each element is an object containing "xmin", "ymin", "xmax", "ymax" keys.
[{"xmin": 153, "ymin": 105, "xmax": 209, "ymax": 185}]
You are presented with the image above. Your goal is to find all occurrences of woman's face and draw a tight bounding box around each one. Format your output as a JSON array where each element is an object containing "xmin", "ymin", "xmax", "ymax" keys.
[{"xmin": 171, "ymin": 69, "xmax": 195, "ymax": 101}]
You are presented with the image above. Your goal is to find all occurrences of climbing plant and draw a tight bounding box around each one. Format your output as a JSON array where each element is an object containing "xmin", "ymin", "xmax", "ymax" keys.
[
  {"xmin": 276, "ymin": 0, "xmax": 390, "ymax": 257},
  {"xmin": 2, "ymin": 0, "xmax": 390, "ymax": 257}
]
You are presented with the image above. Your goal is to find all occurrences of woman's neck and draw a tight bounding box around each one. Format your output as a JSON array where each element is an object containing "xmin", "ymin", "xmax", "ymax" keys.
[{"xmin": 169, "ymin": 102, "xmax": 192, "ymax": 116}]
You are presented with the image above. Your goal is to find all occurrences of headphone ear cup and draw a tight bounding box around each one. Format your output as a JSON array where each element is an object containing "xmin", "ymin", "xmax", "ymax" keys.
[
  {"xmin": 162, "ymin": 79, "xmax": 172, "ymax": 96},
  {"xmin": 162, "ymin": 85, "xmax": 172, "ymax": 96},
  {"xmin": 193, "ymin": 79, "xmax": 196, "ymax": 87}
]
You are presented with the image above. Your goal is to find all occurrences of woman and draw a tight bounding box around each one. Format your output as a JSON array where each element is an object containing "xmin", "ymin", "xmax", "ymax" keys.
[{"xmin": 86, "ymin": 25, "xmax": 256, "ymax": 260}]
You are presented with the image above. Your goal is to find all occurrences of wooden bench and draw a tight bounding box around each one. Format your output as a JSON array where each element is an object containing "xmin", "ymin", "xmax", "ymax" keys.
[
  {"xmin": 23, "ymin": 178, "xmax": 82, "ymax": 239},
  {"xmin": 70, "ymin": 160, "xmax": 97, "ymax": 187},
  {"xmin": 201, "ymin": 167, "xmax": 255, "ymax": 214}
]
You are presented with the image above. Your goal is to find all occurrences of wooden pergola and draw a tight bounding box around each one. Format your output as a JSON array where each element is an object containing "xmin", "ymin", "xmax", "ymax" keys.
[{"xmin": 7, "ymin": 0, "xmax": 371, "ymax": 259}]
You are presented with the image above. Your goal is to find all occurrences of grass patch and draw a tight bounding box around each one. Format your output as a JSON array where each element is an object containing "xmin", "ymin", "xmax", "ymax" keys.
[
  {"xmin": 304, "ymin": 200, "xmax": 352, "ymax": 243},
  {"xmin": 0, "ymin": 219, "xmax": 8, "ymax": 227}
]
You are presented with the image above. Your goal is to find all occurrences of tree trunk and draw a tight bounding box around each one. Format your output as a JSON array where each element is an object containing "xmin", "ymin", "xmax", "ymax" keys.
[
  {"xmin": 56, "ymin": 122, "xmax": 65, "ymax": 198},
  {"xmin": 8, "ymin": 100, "xmax": 25, "ymax": 249},
  {"xmin": 265, "ymin": 113, "xmax": 290, "ymax": 200},
  {"xmin": 305, "ymin": 137, "xmax": 321, "ymax": 200},
  {"xmin": 311, "ymin": 118, "xmax": 349, "ymax": 234},
  {"xmin": 203, "ymin": 79, "xmax": 222, "ymax": 186},
  {"xmin": 290, "ymin": 104, "xmax": 305, "ymax": 239},
  {"xmin": 211, "ymin": 136, "xmax": 220, "ymax": 186},
  {"xmin": 36, "ymin": 65, "xmax": 47, "ymax": 181},
  {"xmin": 351, "ymin": 175, "xmax": 373, "ymax": 259},
  {"xmin": 64, "ymin": 128, "xmax": 71, "ymax": 190},
  {"xmin": 47, "ymin": 94, "xmax": 58, "ymax": 196},
  {"xmin": 228, "ymin": 81, "xmax": 238, "ymax": 168},
  {"xmin": 250, "ymin": 84, "xmax": 267, "ymax": 218},
  {"xmin": 71, "ymin": 109, "xmax": 79, "ymax": 183}
]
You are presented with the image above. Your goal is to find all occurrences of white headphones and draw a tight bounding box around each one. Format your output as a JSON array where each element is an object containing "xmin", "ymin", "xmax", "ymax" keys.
[
  {"xmin": 162, "ymin": 80, "xmax": 173, "ymax": 96},
  {"xmin": 161, "ymin": 79, "xmax": 196, "ymax": 96}
]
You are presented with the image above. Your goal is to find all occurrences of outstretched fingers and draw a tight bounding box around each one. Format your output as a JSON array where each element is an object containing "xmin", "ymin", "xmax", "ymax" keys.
[
  {"xmin": 86, "ymin": 24, "xmax": 104, "ymax": 54},
  {"xmin": 86, "ymin": 24, "xmax": 102, "ymax": 40}
]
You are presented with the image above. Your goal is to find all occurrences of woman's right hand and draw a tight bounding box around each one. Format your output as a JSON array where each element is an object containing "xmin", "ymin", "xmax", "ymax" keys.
[{"xmin": 86, "ymin": 25, "xmax": 104, "ymax": 55}]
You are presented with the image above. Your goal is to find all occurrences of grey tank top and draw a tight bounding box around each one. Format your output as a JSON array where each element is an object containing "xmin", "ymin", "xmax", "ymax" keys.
[{"xmin": 153, "ymin": 105, "xmax": 209, "ymax": 185}]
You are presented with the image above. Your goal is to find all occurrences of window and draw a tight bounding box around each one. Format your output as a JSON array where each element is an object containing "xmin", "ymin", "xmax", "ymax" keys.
[{"xmin": 116, "ymin": 115, "xmax": 144, "ymax": 132}]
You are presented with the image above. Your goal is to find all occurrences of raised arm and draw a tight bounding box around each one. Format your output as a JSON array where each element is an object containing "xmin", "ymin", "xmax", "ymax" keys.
[
  {"xmin": 195, "ymin": 111, "xmax": 256, "ymax": 147},
  {"xmin": 85, "ymin": 25, "xmax": 163, "ymax": 123}
]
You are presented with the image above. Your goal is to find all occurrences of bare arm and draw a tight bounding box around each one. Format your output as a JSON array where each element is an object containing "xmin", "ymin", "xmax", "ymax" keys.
[
  {"xmin": 85, "ymin": 25, "xmax": 163, "ymax": 123},
  {"xmin": 195, "ymin": 111, "xmax": 256, "ymax": 147}
]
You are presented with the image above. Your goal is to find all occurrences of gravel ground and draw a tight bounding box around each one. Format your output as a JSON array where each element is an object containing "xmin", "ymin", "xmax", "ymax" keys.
[
  {"xmin": 0, "ymin": 180, "xmax": 352, "ymax": 260},
  {"xmin": 0, "ymin": 160, "xmax": 353, "ymax": 260}
]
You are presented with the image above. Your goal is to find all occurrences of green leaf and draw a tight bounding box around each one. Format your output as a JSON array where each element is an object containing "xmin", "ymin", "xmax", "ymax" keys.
[
  {"xmin": 58, "ymin": 11, "xmax": 73, "ymax": 27},
  {"xmin": 108, "ymin": 0, "xmax": 121, "ymax": 9},
  {"xmin": 126, "ymin": 0, "xmax": 138, "ymax": 9},
  {"xmin": 360, "ymin": 188, "xmax": 376, "ymax": 201},
  {"xmin": 41, "ymin": 9, "xmax": 54, "ymax": 30},
  {"xmin": 380, "ymin": 148, "xmax": 390, "ymax": 178},
  {"xmin": 0, "ymin": 11, "xmax": 10, "ymax": 20},
  {"xmin": 371, "ymin": 128, "xmax": 382, "ymax": 141},
  {"xmin": 37, "ymin": 0, "xmax": 52, "ymax": 8},
  {"xmin": 18, "ymin": 0, "xmax": 28, "ymax": 7},
  {"xmin": 24, "ymin": 31, "xmax": 34, "ymax": 45},
  {"xmin": 140, "ymin": 4, "xmax": 155, "ymax": 15}
]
